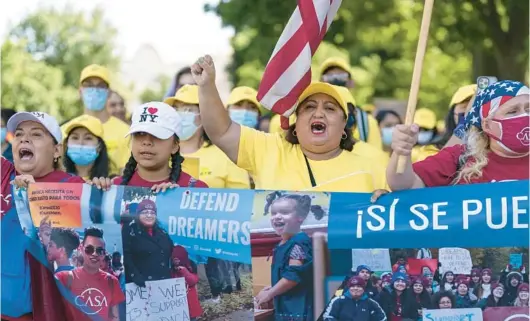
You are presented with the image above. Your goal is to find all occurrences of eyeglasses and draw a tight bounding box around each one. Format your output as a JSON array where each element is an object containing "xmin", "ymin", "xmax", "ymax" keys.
[
  {"xmin": 84, "ymin": 245, "xmax": 106, "ymax": 256},
  {"xmin": 440, "ymin": 300, "xmax": 452, "ymax": 305},
  {"xmin": 110, "ymin": 102, "xmax": 124, "ymax": 107},
  {"xmin": 322, "ymin": 73, "xmax": 349, "ymax": 83}
]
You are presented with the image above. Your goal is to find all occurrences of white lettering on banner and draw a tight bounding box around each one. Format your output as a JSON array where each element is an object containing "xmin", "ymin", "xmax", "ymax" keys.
[
  {"xmin": 439, "ymin": 248, "xmax": 473, "ymax": 275},
  {"xmin": 422, "ymin": 307, "xmax": 483, "ymax": 321},
  {"xmin": 180, "ymin": 192, "xmax": 239, "ymax": 212},
  {"xmin": 351, "ymin": 249, "xmax": 392, "ymax": 272},
  {"xmin": 167, "ymin": 216, "xmax": 251, "ymax": 245},
  {"xmin": 462, "ymin": 196, "xmax": 529, "ymax": 230},
  {"xmin": 355, "ymin": 196, "xmax": 529, "ymax": 238}
]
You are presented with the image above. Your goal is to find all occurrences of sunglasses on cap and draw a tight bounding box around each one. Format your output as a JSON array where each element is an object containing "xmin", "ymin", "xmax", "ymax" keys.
[{"xmin": 84, "ymin": 245, "xmax": 106, "ymax": 256}]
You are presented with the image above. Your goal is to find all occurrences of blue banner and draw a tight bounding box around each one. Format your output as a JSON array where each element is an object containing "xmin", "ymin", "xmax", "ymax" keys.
[
  {"xmin": 510, "ymin": 253, "xmax": 523, "ymax": 268},
  {"xmin": 156, "ymin": 188, "xmax": 253, "ymax": 264},
  {"xmin": 328, "ymin": 181, "xmax": 530, "ymax": 249}
]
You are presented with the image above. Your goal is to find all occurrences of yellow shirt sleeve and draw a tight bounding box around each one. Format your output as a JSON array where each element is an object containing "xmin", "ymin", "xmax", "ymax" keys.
[
  {"xmin": 237, "ymin": 126, "xmax": 283, "ymax": 177},
  {"xmin": 366, "ymin": 114, "xmax": 383, "ymax": 150},
  {"xmin": 412, "ymin": 145, "xmax": 439, "ymax": 163},
  {"xmin": 225, "ymin": 162, "xmax": 251, "ymax": 189}
]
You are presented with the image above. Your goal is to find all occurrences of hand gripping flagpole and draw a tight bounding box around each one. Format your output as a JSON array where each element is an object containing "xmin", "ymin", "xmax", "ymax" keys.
[{"xmin": 396, "ymin": 0, "xmax": 435, "ymax": 174}]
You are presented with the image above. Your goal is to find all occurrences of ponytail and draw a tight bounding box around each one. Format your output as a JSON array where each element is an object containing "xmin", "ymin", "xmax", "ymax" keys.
[
  {"xmin": 121, "ymin": 155, "xmax": 137, "ymax": 185},
  {"xmin": 169, "ymin": 152, "xmax": 184, "ymax": 183}
]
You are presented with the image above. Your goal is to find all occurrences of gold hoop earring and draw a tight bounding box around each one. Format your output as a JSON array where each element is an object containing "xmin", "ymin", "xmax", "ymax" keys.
[
  {"xmin": 293, "ymin": 130, "xmax": 297, "ymax": 137},
  {"xmin": 341, "ymin": 132, "xmax": 347, "ymax": 140}
]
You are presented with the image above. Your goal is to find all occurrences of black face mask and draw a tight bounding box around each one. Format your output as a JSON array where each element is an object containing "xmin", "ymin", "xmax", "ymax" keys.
[{"xmin": 328, "ymin": 79, "xmax": 348, "ymax": 87}]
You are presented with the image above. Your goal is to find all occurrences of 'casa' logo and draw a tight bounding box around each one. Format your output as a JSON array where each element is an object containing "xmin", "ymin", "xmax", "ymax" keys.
[
  {"xmin": 139, "ymin": 106, "xmax": 159, "ymax": 123},
  {"xmin": 74, "ymin": 288, "xmax": 108, "ymax": 315},
  {"xmin": 516, "ymin": 127, "xmax": 530, "ymax": 146}
]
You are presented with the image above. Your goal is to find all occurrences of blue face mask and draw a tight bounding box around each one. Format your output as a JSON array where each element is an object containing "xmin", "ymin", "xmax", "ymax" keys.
[
  {"xmin": 417, "ymin": 131, "xmax": 434, "ymax": 145},
  {"xmin": 176, "ymin": 112, "xmax": 200, "ymax": 141},
  {"xmin": 82, "ymin": 87, "xmax": 109, "ymax": 111},
  {"xmin": 0, "ymin": 128, "xmax": 7, "ymax": 142},
  {"xmin": 381, "ymin": 127, "xmax": 394, "ymax": 146},
  {"xmin": 229, "ymin": 109, "xmax": 259, "ymax": 128},
  {"xmin": 67, "ymin": 144, "xmax": 99, "ymax": 166}
]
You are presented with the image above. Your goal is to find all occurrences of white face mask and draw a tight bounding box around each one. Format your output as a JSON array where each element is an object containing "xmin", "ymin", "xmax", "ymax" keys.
[
  {"xmin": 417, "ymin": 131, "xmax": 433, "ymax": 145},
  {"xmin": 176, "ymin": 111, "xmax": 201, "ymax": 141},
  {"xmin": 493, "ymin": 288, "xmax": 504, "ymax": 298}
]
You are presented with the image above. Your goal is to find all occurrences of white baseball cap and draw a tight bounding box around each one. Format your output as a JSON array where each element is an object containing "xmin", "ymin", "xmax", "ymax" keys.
[
  {"xmin": 7, "ymin": 111, "xmax": 62, "ymax": 143},
  {"xmin": 126, "ymin": 101, "xmax": 182, "ymax": 139}
]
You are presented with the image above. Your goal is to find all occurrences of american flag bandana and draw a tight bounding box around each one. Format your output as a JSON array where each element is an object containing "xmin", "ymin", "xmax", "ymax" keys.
[
  {"xmin": 257, "ymin": 0, "xmax": 342, "ymax": 129},
  {"xmin": 465, "ymin": 80, "xmax": 529, "ymax": 130}
]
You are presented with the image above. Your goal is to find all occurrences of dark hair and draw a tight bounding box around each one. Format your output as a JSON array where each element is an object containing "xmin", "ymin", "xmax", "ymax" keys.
[
  {"xmin": 175, "ymin": 67, "xmax": 192, "ymax": 86},
  {"xmin": 112, "ymin": 251, "xmax": 121, "ymax": 258},
  {"xmin": 322, "ymin": 66, "xmax": 351, "ymax": 79},
  {"xmin": 1, "ymin": 108, "xmax": 16, "ymax": 124},
  {"xmin": 264, "ymin": 192, "xmax": 323, "ymax": 220},
  {"xmin": 284, "ymin": 103, "xmax": 356, "ymax": 151},
  {"xmin": 83, "ymin": 226, "xmax": 104, "ymax": 244},
  {"xmin": 433, "ymin": 290, "xmax": 456, "ymax": 308},
  {"xmin": 109, "ymin": 90, "xmax": 124, "ymax": 102},
  {"xmin": 50, "ymin": 228, "xmax": 81, "ymax": 258},
  {"xmin": 375, "ymin": 109, "xmax": 403, "ymax": 125},
  {"xmin": 121, "ymin": 135, "xmax": 184, "ymax": 185},
  {"xmin": 63, "ymin": 135, "xmax": 110, "ymax": 179}
]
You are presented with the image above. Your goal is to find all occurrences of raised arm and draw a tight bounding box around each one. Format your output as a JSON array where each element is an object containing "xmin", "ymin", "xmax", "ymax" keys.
[
  {"xmin": 386, "ymin": 124, "xmax": 425, "ymax": 191},
  {"xmin": 191, "ymin": 55, "xmax": 241, "ymax": 163}
]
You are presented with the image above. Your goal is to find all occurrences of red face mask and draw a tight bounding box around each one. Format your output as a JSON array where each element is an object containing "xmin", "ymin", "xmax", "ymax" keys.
[{"xmin": 487, "ymin": 114, "xmax": 530, "ymax": 155}]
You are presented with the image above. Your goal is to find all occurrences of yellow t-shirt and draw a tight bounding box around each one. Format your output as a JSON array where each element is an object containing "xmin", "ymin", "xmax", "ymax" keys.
[
  {"xmin": 237, "ymin": 126, "xmax": 387, "ymax": 192},
  {"xmin": 62, "ymin": 116, "xmax": 130, "ymax": 176},
  {"xmin": 353, "ymin": 141, "xmax": 389, "ymax": 168},
  {"xmin": 183, "ymin": 144, "xmax": 250, "ymax": 189},
  {"xmin": 411, "ymin": 145, "xmax": 439, "ymax": 163},
  {"xmin": 353, "ymin": 113, "xmax": 383, "ymax": 150}
]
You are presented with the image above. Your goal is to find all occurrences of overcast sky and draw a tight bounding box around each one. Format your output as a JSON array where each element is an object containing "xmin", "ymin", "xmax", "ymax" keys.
[{"xmin": 1, "ymin": 0, "xmax": 234, "ymax": 64}]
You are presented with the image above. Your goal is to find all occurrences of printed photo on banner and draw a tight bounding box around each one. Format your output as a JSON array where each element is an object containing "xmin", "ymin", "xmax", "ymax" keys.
[
  {"xmin": 23, "ymin": 183, "xmax": 126, "ymax": 321},
  {"xmin": 316, "ymin": 181, "xmax": 529, "ymax": 321},
  {"xmin": 251, "ymin": 191, "xmax": 325, "ymax": 321},
  {"xmin": 123, "ymin": 187, "xmax": 254, "ymax": 321}
]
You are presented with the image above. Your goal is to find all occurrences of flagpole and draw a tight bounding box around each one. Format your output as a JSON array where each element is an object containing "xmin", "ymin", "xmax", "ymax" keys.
[{"xmin": 396, "ymin": 0, "xmax": 435, "ymax": 174}]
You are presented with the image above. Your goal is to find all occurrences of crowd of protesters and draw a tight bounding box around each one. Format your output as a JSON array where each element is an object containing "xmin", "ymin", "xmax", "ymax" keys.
[
  {"xmin": 321, "ymin": 255, "xmax": 529, "ymax": 321},
  {"xmin": 1, "ymin": 46, "xmax": 528, "ymax": 321}
]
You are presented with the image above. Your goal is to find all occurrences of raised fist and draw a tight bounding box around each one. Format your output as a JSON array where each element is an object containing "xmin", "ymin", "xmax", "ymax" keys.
[{"xmin": 191, "ymin": 55, "xmax": 216, "ymax": 87}]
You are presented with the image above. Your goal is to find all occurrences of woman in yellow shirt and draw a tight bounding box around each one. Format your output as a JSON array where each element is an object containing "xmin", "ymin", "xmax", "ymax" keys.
[
  {"xmin": 164, "ymin": 84, "xmax": 250, "ymax": 189},
  {"xmin": 190, "ymin": 55, "xmax": 387, "ymax": 192}
]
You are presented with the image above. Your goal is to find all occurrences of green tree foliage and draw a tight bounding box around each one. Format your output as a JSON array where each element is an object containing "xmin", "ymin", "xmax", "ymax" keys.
[
  {"xmin": 139, "ymin": 75, "xmax": 171, "ymax": 103},
  {"xmin": 2, "ymin": 5, "xmax": 120, "ymax": 122},
  {"xmin": 206, "ymin": 0, "xmax": 528, "ymax": 116}
]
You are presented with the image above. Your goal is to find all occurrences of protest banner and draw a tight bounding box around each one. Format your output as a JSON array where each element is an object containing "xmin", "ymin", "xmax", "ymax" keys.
[
  {"xmin": 438, "ymin": 248, "xmax": 473, "ymax": 275},
  {"xmin": 328, "ymin": 181, "xmax": 529, "ymax": 249},
  {"xmin": 407, "ymin": 258, "xmax": 438, "ymax": 276},
  {"xmin": 351, "ymin": 249, "xmax": 391, "ymax": 272},
  {"xmin": 125, "ymin": 278, "xmax": 190, "ymax": 321},
  {"xmin": 156, "ymin": 188, "xmax": 253, "ymax": 264},
  {"xmin": 422, "ymin": 308, "xmax": 483, "ymax": 321},
  {"xmin": 510, "ymin": 253, "xmax": 523, "ymax": 269},
  {"xmin": 483, "ymin": 307, "xmax": 530, "ymax": 321}
]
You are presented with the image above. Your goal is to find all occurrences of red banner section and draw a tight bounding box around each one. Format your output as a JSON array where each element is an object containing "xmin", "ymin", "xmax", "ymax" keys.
[{"xmin": 483, "ymin": 307, "xmax": 530, "ymax": 321}]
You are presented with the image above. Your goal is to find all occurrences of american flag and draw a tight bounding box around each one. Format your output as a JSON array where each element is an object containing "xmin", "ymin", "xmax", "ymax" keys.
[{"xmin": 256, "ymin": 0, "xmax": 342, "ymax": 129}]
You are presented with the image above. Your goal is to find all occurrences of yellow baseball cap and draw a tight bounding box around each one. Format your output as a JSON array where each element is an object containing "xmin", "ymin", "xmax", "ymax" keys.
[
  {"xmin": 336, "ymin": 86, "xmax": 357, "ymax": 106},
  {"xmin": 164, "ymin": 84, "xmax": 199, "ymax": 105},
  {"xmin": 298, "ymin": 82, "xmax": 348, "ymax": 116},
  {"xmin": 79, "ymin": 64, "xmax": 110, "ymax": 85},
  {"xmin": 63, "ymin": 114, "xmax": 104, "ymax": 139},
  {"xmin": 319, "ymin": 57, "xmax": 352, "ymax": 77},
  {"xmin": 449, "ymin": 84, "xmax": 477, "ymax": 108},
  {"xmin": 226, "ymin": 86, "xmax": 267, "ymax": 115},
  {"xmin": 414, "ymin": 108, "xmax": 437, "ymax": 130}
]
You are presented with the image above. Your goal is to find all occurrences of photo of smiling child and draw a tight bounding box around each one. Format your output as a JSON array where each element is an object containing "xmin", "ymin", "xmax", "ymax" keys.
[{"xmin": 253, "ymin": 191, "xmax": 329, "ymax": 321}]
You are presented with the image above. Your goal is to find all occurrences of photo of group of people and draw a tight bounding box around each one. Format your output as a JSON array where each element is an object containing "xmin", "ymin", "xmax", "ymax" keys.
[{"xmin": 319, "ymin": 247, "xmax": 529, "ymax": 321}]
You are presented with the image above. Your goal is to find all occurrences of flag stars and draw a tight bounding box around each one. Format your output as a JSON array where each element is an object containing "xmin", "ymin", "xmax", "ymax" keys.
[
  {"xmin": 499, "ymin": 82, "xmax": 507, "ymax": 88},
  {"xmin": 506, "ymin": 86, "xmax": 515, "ymax": 92},
  {"xmin": 471, "ymin": 115, "xmax": 479, "ymax": 124},
  {"xmin": 489, "ymin": 89, "xmax": 496, "ymax": 97}
]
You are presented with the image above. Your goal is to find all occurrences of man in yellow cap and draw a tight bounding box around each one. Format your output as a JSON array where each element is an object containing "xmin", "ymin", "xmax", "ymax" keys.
[
  {"xmin": 61, "ymin": 64, "xmax": 130, "ymax": 176},
  {"xmin": 320, "ymin": 57, "xmax": 382, "ymax": 149}
]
